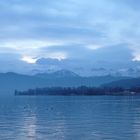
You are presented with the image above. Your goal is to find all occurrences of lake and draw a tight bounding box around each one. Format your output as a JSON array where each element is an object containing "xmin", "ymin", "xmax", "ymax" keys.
[{"xmin": 0, "ymin": 96, "xmax": 140, "ymax": 140}]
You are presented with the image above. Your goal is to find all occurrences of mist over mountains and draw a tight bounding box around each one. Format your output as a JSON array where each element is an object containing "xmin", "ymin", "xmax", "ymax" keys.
[
  {"xmin": 35, "ymin": 45, "xmax": 140, "ymax": 77},
  {"xmin": 1, "ymin": 45, "xmax": 140, "ymax": 96},
  {"xmin": 1, "ymin": 45, "xmax": 140, "ymax": 77},
  {"xmin": 0, "ymin": 44, "xmax": 140, "ymax": 96}
]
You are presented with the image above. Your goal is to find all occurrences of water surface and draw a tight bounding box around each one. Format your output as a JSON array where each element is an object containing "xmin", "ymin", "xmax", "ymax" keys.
[{"xmin": 0, "ymin": 96, "xmax": 140, "ymax": 140}]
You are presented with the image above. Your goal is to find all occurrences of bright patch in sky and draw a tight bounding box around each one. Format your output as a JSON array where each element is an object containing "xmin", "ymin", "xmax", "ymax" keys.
[
  {"xmin": 87, "ymin": 44, "xmax": 102, "ymax": 50},
  {"xmin": 21, "ymin": 56, "xmax": 37, "ymax": 64},
  {"xmin": 132, "ymin": 55, "xmax": 140, "ymax": 61},
  {"xmin": 46, "ymin": 52, "xmax": 67, "ymax": 60}
]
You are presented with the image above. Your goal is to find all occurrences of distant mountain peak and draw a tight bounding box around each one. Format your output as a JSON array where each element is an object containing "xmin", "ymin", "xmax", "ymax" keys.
[
  {"xmin": 35, "ymin": 69, "xmax": 79, "ymax": 78},
  {"xmin": 52, "ymin": 69, "xmax": 79, "ymax": 77},
  {"xmin": 5, "ymin": 72, "xmax": 17, "ymax": 75}
]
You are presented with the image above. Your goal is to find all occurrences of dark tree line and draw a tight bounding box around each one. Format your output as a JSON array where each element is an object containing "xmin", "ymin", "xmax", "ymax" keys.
[{"xmin": 15, "ymin": 86, "xmax": 140, "ymax": 96}]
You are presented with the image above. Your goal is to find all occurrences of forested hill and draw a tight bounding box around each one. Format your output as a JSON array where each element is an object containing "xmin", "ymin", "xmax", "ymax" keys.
[
  {"xmin": 15, "ymin": 86, "xmax": 140, "ymax": 96},
  {"xmin": 103, "ymin": 77, "xmax": 140, "ymax": 88}
]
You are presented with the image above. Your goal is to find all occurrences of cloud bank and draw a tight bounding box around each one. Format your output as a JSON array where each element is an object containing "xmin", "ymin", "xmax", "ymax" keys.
[{"xmin": 0, "ymin": 0, "xmax": 140, "ymax": 75}]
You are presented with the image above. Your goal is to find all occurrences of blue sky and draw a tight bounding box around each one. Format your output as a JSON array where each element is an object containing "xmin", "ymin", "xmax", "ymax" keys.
[{"xmin": 0, "ymin": 0, "xmax": 140, "ymax": 74}]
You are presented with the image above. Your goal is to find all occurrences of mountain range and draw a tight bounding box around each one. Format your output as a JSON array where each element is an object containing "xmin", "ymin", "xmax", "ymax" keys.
[{"xmin": 0, "ymin": 70, "xmax": 130, "ymax": 96}]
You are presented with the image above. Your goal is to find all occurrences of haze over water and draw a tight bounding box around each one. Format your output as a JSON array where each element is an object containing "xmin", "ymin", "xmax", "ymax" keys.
[{"xmin": 1, "ymin": 96, "xmax": 140, "ymax": 140}]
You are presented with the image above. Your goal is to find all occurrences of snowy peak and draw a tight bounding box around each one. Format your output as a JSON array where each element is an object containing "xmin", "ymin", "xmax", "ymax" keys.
[
  {"xmin": 52, "ymin": 70, "xmax": 79, "ymax": 78},
  {"xmin": 35, "ymin": 69, "xmax": 80, "ymax": 79}
]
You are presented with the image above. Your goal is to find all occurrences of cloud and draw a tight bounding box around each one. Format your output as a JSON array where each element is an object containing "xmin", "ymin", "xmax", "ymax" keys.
[
  {"xmin": 21, "ymin": 56, "xmax": 37, "ymax": 64},
  {"xmin": 32, "ymin": 44, "xmax": 135, "ymax": 76},
  {"xmin": 38, "ymin": 43, "xmax": 132, "ymax": 64},
  {"xmin": 0, "ymin": 0, "xmax": 138, "ymax": 45},
  {"xmin": 0, "ymin": 0, "xmax": 126, "ymax": 42},
  {"xmin": 111, "ymin": 0, "xmax": 140, "ymax": 10},
  {"xmin": 0, "ymin": 0, "xmax": 140, "ymax": 73}
]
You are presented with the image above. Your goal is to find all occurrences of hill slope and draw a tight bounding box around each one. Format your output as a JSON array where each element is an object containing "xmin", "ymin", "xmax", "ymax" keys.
[{"xmin": 103, "ymin": 77, "xmax": 140, "ymax": 88}]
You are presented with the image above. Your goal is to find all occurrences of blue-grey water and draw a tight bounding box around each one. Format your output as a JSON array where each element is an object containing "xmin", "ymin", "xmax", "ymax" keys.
[{"xmin": 0, "ymin": 96, "xmax": 140, "ymax": 140}]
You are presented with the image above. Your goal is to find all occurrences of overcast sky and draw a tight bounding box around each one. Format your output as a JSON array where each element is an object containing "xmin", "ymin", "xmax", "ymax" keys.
[{"xmin": 0, "ymin": 0, "xmax": 140, "ymax": 73}]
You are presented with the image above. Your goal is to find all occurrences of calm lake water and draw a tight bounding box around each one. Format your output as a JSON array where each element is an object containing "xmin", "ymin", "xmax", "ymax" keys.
[{"xmin": 0, "ymin": 96, "xmax": 140, "ymax": 140}]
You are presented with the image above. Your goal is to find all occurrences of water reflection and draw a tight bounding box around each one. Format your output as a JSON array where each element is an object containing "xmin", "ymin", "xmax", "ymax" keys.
[
  {"xmin": 0, "ymin": 96, "xmax": 140, "ymax": 139},
  {"xmin": 23, "ymin": 115, "xmax": 37, "ymax": 139}
]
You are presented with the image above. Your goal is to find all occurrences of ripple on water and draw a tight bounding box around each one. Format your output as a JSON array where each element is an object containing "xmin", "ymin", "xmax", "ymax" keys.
[{"xmin": 0, "ymin": 96, "xmax": 140, "ymax": 140}]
